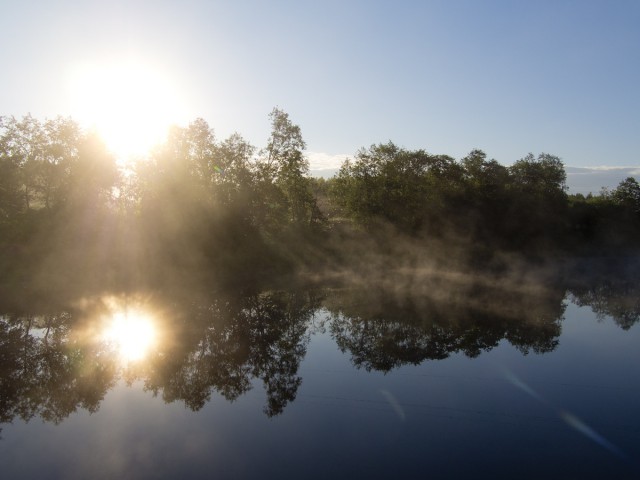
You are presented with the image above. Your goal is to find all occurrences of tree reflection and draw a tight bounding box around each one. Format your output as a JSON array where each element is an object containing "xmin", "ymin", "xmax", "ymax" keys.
[
  {"xmin": 567, "ymin": 258, "xmax": 640, "ymax": 330},
  {"xmin": 140, "ymin": 290, "xmax": 320, "ymax": 417},
  {"xmin": 325, "ymin": 276, "xmax": 567, "ymax": 372},
  {"xmin": 0, "ymin": 289, "xmax": 321, "ymax": 430},
  {"xmin": 1, "ymin": 261, "xmax": 638, "ymax": 428},
  {"xmin": 0, "ymin": 313, "xmax": 116, "ymax": 427}
]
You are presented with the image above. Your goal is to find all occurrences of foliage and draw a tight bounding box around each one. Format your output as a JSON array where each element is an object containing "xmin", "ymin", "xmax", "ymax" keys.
[
  {"xmin": 331, "ymin": 145, "xmax": 581, "ymax": 252},
  {"xmin": 259, "ymin": 108, "xmax": 319, "ymax": 227},
  {"xmin": 566, "ymin": 177, "xmax": 640, "ymax": 251},
  {"xmin": 0, "ymin": 110, "xmax": 639, "ymax": 303},
  {"xmin": 332, "ymin": 142, "xmax": 464, "ymax": 233}
]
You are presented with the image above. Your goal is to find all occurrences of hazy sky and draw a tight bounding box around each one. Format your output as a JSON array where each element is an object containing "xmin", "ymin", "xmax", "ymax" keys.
[{"xmin": 1, "ymin": 0, "xmax": 639, "ymax": 169}]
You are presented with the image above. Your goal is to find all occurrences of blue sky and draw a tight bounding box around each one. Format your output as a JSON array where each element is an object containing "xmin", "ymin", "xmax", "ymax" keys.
[{"xmin": 1, "ymin": 0, "xmax": 639, "ymax": 182}]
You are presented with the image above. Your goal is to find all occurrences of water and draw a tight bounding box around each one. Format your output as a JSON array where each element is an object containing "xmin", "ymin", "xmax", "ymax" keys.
[{"xmin": 1, "ymin": 266, "xmax": 639, "ymax": 479}]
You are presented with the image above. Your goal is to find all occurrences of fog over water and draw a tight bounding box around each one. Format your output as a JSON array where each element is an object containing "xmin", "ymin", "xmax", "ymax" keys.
[{"xmin": 1, "ymin": 256, "xmax": 639, "ymax": 479}]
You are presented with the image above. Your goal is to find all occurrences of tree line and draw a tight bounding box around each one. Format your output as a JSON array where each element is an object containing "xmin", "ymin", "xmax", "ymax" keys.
[
  {"xmin": 328, "ymin": 143, "xmax": 639, "ymax": 251},
  {"xmin": 1, "ymin": 110, "xmax": 639, "ymax": 303},
  {"xmin": 0, "ymin": 109, "xmax": 324, "ymax": 302}
]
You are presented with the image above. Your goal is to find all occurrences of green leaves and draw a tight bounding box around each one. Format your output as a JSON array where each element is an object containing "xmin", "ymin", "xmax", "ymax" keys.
[
  {"xmin": 260, "ymin": 108, "xmax": 317, "ymax": 226},
  {"xmin": 333, "ymin": 142, "xmax": 465, "ymax": 233},
  {"xmin": 0, "ymin": 115, "xmax": 118, "ymax": 214}
]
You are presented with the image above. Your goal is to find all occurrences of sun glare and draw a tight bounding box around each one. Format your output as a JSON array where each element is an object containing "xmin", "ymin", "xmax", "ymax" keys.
[
  {"xmin": 102, "ymin": 310, "xmax": 158, "ymax": 362},
  {"xmin": 69, "ymin": 60, "xmax": 186, "ymax": 161}
]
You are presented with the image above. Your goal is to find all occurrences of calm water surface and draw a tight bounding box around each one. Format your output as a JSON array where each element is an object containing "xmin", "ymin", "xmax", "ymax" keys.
[{"xmin": 1, "ymin": 266, "xmax": 639, "ymax": 479}]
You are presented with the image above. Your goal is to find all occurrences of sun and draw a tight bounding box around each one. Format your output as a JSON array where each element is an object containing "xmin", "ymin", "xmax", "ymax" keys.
[
  {"xmin": 69, "ymin": 59, "xmax": 187, "ymax": 161},
  {"xmin": 102, "ymin": 309, "xmax": 158, "ymax": 362}
]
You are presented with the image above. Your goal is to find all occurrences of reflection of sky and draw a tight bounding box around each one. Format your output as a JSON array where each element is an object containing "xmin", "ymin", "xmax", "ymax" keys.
[{"xmin": 2, "ymin": 300, "xmax": 639, "ymax": 479}]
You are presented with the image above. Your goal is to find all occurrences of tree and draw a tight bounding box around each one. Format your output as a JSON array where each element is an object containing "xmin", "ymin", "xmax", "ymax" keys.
[
  {"xmin": 460, "ymin": 149, "xmax": 510, "ymax": 239},
  {"xmin": 612, "ymin": 177, "xmax": 640, "ymax": 214},
  {"xmin": 332, "ymin": 142, "xmax": 398, "ymax": 227},
  {"xmin": 0, "ymin": 115, "xmax": 101, "ymax": 213},
  {"xmin": 332, "ymin": 142, "xmax": 464, "ymax": 234},
  {"xmin": 0, "ymin": 152, "xmax": 23, "ymax": 221},
  {"xmin": 63, "ymin": 132, "xmax": 118, "ymax": 211},
  {"xmin": 461, "ymin": 149, "xmax": 509, "ymax": 193},
  {"xmin": 506, "ymin": 153, "xmax": 568, "ymax": 248},
  {"xmin": 139, "ymin": 119, "xmax": 217, "ymax": 208},
  {"xmin": 0, "ymin": 115, "xmax": 45, "ymax": 211},
  {"xmin": 262, "ymin": 108, "xmax": 317, "ymax": 226},
  {"xmin": 213, "ymin": 133, "xmax": 255, "ymax": 210},
  {"xmin": 509, "ymin": 153, "xmax": 567, "ymax": 199},
  {"xmin": 38, "ymin": 117, "xmax": 83, "ymax": 210}
]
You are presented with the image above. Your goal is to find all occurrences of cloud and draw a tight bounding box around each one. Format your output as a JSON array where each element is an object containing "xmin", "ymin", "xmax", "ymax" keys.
[
  {"xmin": 566, "ymin": 166, "xmax": 640, "ymax": 174},
  {"xmin": 307, "ymin": 151, "xmax": 351, "ymax": 178},
  {"xmin": 565, "ymin": 166, "xmax": 640, "ymax": 194},
  {"xmin": 307, "ymin": 151, "xmax": 350, "ymax": 170}
]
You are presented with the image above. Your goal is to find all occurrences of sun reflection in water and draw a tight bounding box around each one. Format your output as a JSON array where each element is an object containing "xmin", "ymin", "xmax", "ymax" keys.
[{"xmin": 102, "ymin": 309, "xmax": 157, "ymax": 362}]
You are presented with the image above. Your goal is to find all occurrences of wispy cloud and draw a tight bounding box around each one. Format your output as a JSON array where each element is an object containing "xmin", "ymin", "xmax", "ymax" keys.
[
  {"xmin": 566, "ymin": 166, "xmax": 640, "ymax": 174},
  {"xmin": 307, "ymin": 151, "xmax": 350, "ymax": 170},
  {"xmin": 565, "ymin": 166, "xmax": 640, "ymax": 194}
]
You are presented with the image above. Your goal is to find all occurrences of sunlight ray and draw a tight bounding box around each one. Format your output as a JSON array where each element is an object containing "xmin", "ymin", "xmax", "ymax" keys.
[{"xmin": 69, "ymin": 59, "xmax": 187, "ymax": 161}]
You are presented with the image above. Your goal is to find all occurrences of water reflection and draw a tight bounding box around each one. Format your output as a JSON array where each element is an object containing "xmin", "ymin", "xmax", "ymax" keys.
[
  {"xmin": 101, "ymin": 307, "xmax": 159, "ymax": 362},
  {"xmin": 504, "ymin": 367, "xmax": 629, "ymax": 460},
  {"xmin": 138, "ymin": 291, "xmax": 321, "ymax": 416},
  {"xmin": 567, "ymin": 258, "xmax": 640, "ymax": 330},
  {"xmin": 0, "ymin": 311, "xmax": 117, "ymax": 426},
  {"xmin": 0, "ymin": 290, "xmax": 321, "ymax": 430},
  {"xmin": 325, "ymin": 274, "xmax": 566, "ymax": 372},
  {"xmin": 0, "ymin": 260, "xmax": 638, "ymax": 429}
]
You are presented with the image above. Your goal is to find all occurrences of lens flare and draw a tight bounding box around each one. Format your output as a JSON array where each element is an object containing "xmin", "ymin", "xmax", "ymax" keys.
[{"xmin": 502, "ymin": 367, "xmax": 627, "ymax": 460}]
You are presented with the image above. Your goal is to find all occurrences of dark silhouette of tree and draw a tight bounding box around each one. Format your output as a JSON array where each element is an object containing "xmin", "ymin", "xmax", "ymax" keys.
[
  {"xmin": 567, "ymin": 177, "xmax": 640, "ymax": 252},
  {"xmin": 332, "ymin": 142, "xmax": 467, "ymax": 234},
  {"xmin": 459, "ymin": 149, "xmax": 511, "ymax": 241},
  {"xmin": 505, "ymin": 153, "xmax": 568, "ymax": 249},
  {"xmin": 611, "ymin": 177, "xmax": 640, "ymax": 213}
]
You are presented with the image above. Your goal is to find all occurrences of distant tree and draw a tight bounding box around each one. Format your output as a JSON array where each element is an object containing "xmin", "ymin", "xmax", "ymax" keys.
[
  {"xmin": 213, "ymin": 132, "xmax": 255, "ymax": 209},
  {"xmin": 459, "ymin": 149, "xmax": 511, "ymax": 240},
  {"xmin": 612, "ymin": 177, "xmax": 640, "ymax": 214},
  {"xmin": 139, "ymin": 119, "xmax": 217, "ymax": 208},
  {"xmin": 64, "ymin": 132, "xmax": 119, "ymax": 211},
  {"xmin": 262, "ymin": 108, "xmax": 317, "ymax": 226},
  {"xmin": 0, "ymin": 115, "xmax": 46, "ymax": 211},
  {"xmin": 461, "ymin": 149, "xmax": 510, "ymax": 195},
  {"xmin": 506, "ymin": 153, "xmax": 568, "ymax": 248},
  {"xmin": 509, "ymin": 153, "xmax": 567, "ymax": 197},
  {"xmin": 332, "ymin": 142, "xmax": 400, "ymax": 227},
  {"xmin": 38, "ymin": 117, "xmax": 84, "ymax": 210},
  {"xmin": 0, "ymin": 115, "xmax": 111, "ymax": 213},
  {"xmin": 333, "ymin": 142, "xmax": 464, "ymax": 234},
  {"xmin": 0, "ymin": 152, "xmax": 23, "ymax": 221}
]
